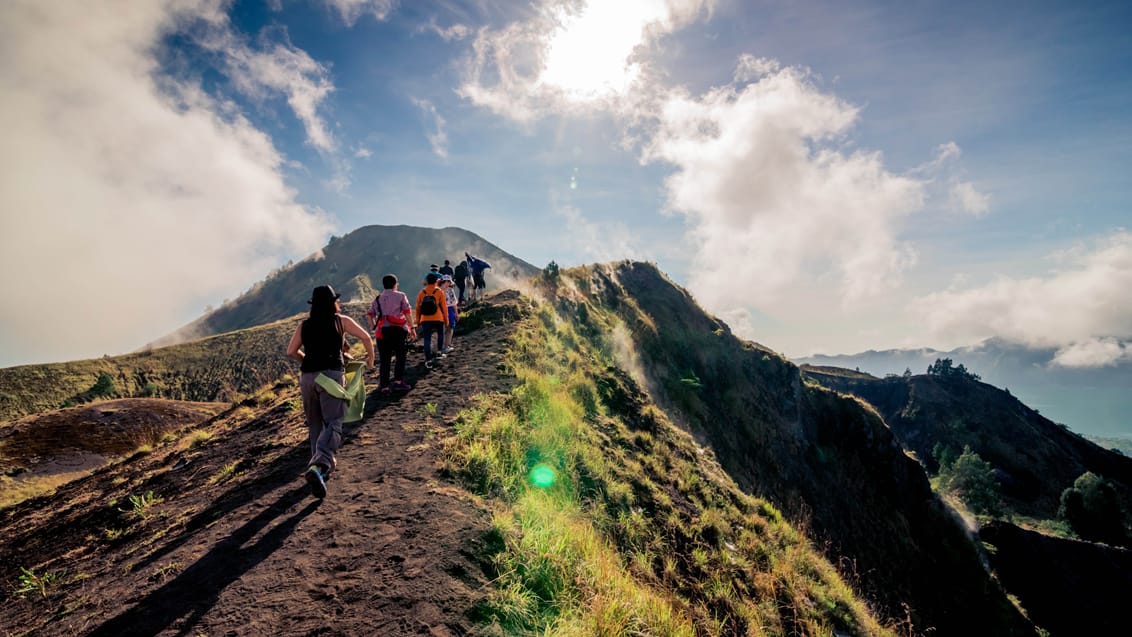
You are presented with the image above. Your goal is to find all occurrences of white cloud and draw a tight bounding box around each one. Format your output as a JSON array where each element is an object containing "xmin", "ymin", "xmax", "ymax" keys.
[
  {"xmin": 418, "ymin": 17, "xmax": 470, "ymax": 41},
  {"xmin": 325, "ymin": 0, "xmax": 397, "ymax": 27},
  {"xmin": 950, "ymin": 181, "xmax": 990, "ymax": 216},
  {"xmin": 190, "ymin": 21, "xmax": 338, "ymax": 153},
  {"xmin": 0, "ymin": 0, "xmax": 331, "ymax": 366},
  {"xmin": 1052, "ymin": 338, "xmax": 1131, "ymax": 368},
  {"xmin": 458, "ymin": 0, "xmax": 714, "ymax": 122},
  {"xmin": 733, "ymin": 54, "xmax": 780, "ymax": 83},
  {"xmin": 643, "ymin": 62, "xmax": 924, "ymax": 314},
  {"xmin": 918, "ymin": 230, "xmax": 1132, "ymax": 359},
  {"xmin": 412, "ymin": 98, "xmax": 450, "ymax": 159},
  {"xmin": 913, "ymin": 142, "xmax": 990, "ymax": 216},
  {"xmin": 354, "ymin": 146, "xmax": 373, "ymax": 158}
]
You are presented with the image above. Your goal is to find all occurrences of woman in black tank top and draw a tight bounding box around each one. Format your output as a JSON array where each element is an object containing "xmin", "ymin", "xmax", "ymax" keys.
[{"xmin": 286, "ymin": 285, "xmax": 374, "ymax": 498}]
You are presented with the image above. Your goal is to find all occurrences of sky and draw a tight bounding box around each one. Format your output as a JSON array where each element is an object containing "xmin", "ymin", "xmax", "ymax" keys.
[{"xmin": 1, "ymin": 0, "xmax": 1130, "ymax": 369}]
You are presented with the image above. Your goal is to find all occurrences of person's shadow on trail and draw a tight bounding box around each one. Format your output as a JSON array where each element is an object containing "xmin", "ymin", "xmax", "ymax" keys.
[{"xmin": 87, "ymin": 488, "xmax": 319, "ymax": 637}]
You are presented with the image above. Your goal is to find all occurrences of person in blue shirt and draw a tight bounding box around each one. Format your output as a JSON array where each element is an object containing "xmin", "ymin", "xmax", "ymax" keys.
[{"xmin": 465, "ymin": 252, "xmax": 491, "ymax": 303}]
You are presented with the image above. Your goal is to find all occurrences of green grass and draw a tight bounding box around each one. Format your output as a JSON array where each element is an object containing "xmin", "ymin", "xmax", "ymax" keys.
[
  {"xmin": 125, "ymin": 490, "xmax": 163, "ymax": 520},
  {"xmin": 13, "ymin": 566, "xmax": 66, "ymax": 599},
  {"xmin": 444, "ymin": 301, "xmax": 892, "ymax": 636}
]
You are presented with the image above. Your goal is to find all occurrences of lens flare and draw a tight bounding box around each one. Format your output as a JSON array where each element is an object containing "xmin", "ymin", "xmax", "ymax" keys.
[{"xmin": 529, "ymin": 463, "xmax": 557, "ymax": 489}]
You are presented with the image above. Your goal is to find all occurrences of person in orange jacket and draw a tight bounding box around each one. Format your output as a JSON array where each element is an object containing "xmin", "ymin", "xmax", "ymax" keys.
[{"xmin": 415, "ymin": 272, "xmax": 449, "ymax": 369}]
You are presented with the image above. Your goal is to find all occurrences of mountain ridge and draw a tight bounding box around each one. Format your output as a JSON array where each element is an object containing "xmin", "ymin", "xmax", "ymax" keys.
[
  {"xmin": 3, "ymin": 249, "xmax": 1123, "ymax": 635},
  {"xmin": 797, "ymin": 339, "xmax": 1132, "ymax": 439},
  {"xmin": 1, "ymin": 291, "xmax": 903, "ymax": 636},
  {"xmin": 159, "ymin": 225, "xmax": 540, "ymax": 347}
]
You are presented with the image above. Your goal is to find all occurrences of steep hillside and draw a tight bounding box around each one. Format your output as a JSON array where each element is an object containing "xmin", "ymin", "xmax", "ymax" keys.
[
  {"xmin": 1, "ymin": 291, "xmax": 896, "ymax": 636},
  {"xmin": 544, "ymin": 262, "xmax": 1035, "ymax": 636},
  {"xmin": 801, "ymin": 367, "xmax": 1132, "ymax": 521},
  {"xmin": 979, "ymin": 520, "xmax": 1132, "ymax": 637},
  {"xmin": 167, "ymin": 225, "xmax": 540, "ymax": 341}
]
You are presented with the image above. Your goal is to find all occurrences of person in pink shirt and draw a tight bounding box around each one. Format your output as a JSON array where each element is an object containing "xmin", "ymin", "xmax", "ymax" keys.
[{"xmin": 366, "ymin": 274, "xmax": 416, "ymax": 393}]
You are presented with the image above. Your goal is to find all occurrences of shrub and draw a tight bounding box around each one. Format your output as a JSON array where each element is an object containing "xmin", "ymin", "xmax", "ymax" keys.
[
  {"xmin": 1059, "ymin": 472, "xmax": 1128, "ymax": 546},
  {"xmin": 90, "ymin": 373, "xmax": 117, "ymax": 398},
  {"xmin": 926, "ymin": 358, "xmax": 981, "ymax": 381},
  {"xmin": 939, "ymin": 446, "xmax": 1002, "ymax": 515},
  {"xmin": 542, "ymin": 260, "xmax": 560, "ymax": 281}
]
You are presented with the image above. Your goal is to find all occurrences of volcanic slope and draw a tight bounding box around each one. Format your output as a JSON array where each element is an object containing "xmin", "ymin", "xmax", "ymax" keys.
[
  {"xmin": 0, "ymin": 290, "xmax": 903, "ymax": 637},
  {"xmin": 545, "ymin": 261, "xmax": 1037, "ymax": 636},
  {"xmin": 0, "ymin": 297, "xmax": 521, "ymax": 637},
  {"xmin": 166, "ymin": 224, "xmax": 541, "ymax": 343}
]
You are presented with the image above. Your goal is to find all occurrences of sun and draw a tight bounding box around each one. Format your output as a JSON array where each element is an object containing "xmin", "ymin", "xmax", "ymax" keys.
[{"xmin": 539, "ymin": 0, "xmax": 668, "ymax": 101}]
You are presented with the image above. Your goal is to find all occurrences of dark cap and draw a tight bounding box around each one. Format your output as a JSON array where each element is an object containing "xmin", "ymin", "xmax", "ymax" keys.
[{"xmin": 308, "ymin": 285, "xmax": 341, "ymax": 305}]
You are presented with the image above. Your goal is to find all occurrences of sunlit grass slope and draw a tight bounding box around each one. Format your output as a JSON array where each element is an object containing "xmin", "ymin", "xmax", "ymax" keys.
[{"xmin": 444, "ymin": 301, "xmax": 893, "ymax": 636}]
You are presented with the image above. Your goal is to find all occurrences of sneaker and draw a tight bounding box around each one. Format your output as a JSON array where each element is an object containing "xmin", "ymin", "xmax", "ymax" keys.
[
  {"xmin": 438, "ymin": 352, "xmax": 447, "ymax": 359},
  {"xmin": 424, "ymin": 359, "xmax": 434, "ymax": 369},
  {"xmin": 442, "ymin": 346, "xmax": 453, "ymax": 354},
  {"xmin": 305, "ymin": 466, "xmax": 327, "ymax": 499},
  {"xmin": 392, "ymin": 381, "xmax": 412, "ymax": 391},
  {"xmin": 380, "ymin": 386, "xmax": 392, "ymax": 396}
]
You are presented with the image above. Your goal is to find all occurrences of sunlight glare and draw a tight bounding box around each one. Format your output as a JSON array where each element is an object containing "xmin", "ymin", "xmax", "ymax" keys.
[{"xmin": 540, "ymin": 0, "xmax": 668, "ymax": 101}]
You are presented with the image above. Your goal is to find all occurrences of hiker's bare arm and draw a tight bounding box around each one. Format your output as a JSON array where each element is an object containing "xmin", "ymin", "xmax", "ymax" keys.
[
  {"xmin": 340, "ymin": 316, "xmax": 376, "ymax": 367},
  {"xmin": 286, "ymin": 324, "xmax": 304, "ymax": 362}
]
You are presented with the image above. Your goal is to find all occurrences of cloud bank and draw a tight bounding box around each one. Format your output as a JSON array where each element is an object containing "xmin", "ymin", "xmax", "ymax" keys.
[
  {"xmin": 644, "ymin": 60, "xmax": 925, "ymax": 315},
  {"xmin": 0, "ymin": 0, "xmax": 332, "ymax": 365},
  {"xmin": 919, "ymin": 231, "xmax": 1132, "ymax": 366}
]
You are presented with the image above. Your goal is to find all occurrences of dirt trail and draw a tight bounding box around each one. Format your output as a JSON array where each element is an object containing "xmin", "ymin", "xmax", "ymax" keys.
[{"xmin": 0, "ymin": 292, "xmax": 527, "ymax": 637}]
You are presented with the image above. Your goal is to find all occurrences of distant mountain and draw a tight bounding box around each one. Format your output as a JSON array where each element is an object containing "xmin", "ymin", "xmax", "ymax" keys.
[
  {"xmin": 160, "ymin": 225, "xmax": 540, "ymax": 343},
  {"xmin": 800, "ymin": 366, "xmax": 1132, "ymax": 521},
  {"xmin": 796, "ymin": 339, "xmax": 1132, "ymax": 439}
]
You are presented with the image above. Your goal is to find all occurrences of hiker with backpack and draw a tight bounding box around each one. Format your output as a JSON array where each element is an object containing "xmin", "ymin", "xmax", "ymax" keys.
[
  {"xmin": 466, "ymin": 252, "xmax": 491, "ymax": 303},
  {"xmin": 439, "ymin": 259, "xmax": 454, "ymax": 278},
  {"xmin": 366, "ymin": 274, "xmax": 415, "ymax": 394},
  {"xmin": 286, "ymin": 285, "xmax": 374, "ymax": 498},
  {"xmin": 441, "ymin": 274, "xmax": 458, "ymax": 353},
  {"xmin": 453, "ymin": 259, "xmax": 469, "ymax": 305},
  {"xmin": 415, "ymin": 272, "xmax": 449, "ymax": 369}
]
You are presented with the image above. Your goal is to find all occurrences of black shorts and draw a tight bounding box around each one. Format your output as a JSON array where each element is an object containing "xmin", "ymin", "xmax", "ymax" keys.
[{"xmin": 473, "ymin": 273, "xmax": 486, "ymax": 289}]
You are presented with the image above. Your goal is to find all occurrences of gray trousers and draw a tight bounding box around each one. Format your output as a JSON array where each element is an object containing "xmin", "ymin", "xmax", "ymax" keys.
[{"xmin": 299, "ymin": 370, "xmax": 345, "ymax": 473}]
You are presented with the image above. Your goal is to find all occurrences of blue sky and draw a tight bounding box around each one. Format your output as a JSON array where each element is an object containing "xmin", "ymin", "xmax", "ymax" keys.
[{"xmin": 1, "ymin": 0, "xmax": 1130, "ymax": 369}]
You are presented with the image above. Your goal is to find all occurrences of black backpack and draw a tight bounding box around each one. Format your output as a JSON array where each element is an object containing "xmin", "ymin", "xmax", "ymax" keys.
[{"xmin": 419, "ymin": 289, "xmax": 439, "ymax": 316}]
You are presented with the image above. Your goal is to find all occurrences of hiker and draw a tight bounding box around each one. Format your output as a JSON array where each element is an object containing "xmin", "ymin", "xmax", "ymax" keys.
[
  {"xmin": 439, "ymin": 259, "xmax": 454, "ymax": 278},
  {"xmin": 453, "ymin": 258, "xmax": 469, "ymax": 305},
  {"xmin": 466, "ymin": 252, "xmax": 491, "ymax": 302},
  {"xmin": 415, "ymin": 272, "xmax": 449, "ymax": 369},
  {"xmin": 366, "ymin": 274, "xmax": 415, "ymax": 394},
  {"xmin": 441, "ymin": 274, "xmax": 458, "ymax": 353},
  {"xmin": 286, "ymin": 285, "xmax": 374, "ymax": 498}
]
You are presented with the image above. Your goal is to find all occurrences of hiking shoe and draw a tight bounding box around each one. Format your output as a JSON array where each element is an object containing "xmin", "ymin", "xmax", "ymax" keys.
[
  {"xmin": 392, "ymin": 381, "xmax": 412, "ymax": 391},
  {"xmin": 305, "ymin": 466, "xmax": 327, "ymax": 499}
]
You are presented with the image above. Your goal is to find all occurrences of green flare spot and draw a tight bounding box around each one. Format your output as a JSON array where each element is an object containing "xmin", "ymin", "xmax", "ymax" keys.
[{"xmin": 529, "ymin": 463, "xmax": 557, "ymax": 489}]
